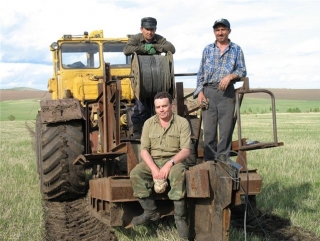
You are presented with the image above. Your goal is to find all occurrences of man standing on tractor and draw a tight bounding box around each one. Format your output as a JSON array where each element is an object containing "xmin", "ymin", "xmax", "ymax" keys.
[
  {"xmin": 194, "ymin": 18, "xmax": 247, "ymax": 162},
  {"xmin": 129, "ymin": 91, "xmax": 191, "ymax": 240},
  {"xmin": 123, "ymin": 17, "xmax": 176, "ymax": 139}
]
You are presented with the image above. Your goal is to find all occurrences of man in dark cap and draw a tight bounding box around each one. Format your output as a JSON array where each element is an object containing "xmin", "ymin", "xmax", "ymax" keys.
[
  {"xmin": 194, "ymin": 18, "xmax": 247, "ymax": 162},
  {"xmin": 124, "ymin": 17, "xmax": 175, "ymax": 55},
  {"xmin": 124, "ymin": 17, "xmax": 176, "ymax": 139}
]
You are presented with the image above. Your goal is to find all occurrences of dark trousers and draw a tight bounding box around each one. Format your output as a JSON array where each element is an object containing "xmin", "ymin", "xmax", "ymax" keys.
[
  {"xmin": 131, "ymin": 97, "xmax": 154, "ymax": 124},
  {"xmin": 202, "ymin": 84, "xmax": 235, "ymax": 161}
]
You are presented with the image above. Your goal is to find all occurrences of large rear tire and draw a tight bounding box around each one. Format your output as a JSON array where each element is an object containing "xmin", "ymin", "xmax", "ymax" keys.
[{"xmin": 36, "ymin": 114, "xmax": 87, "ymax": 201}]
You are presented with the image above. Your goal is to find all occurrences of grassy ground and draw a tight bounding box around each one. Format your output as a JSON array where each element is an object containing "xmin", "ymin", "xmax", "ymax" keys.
[
  {"xmin": 0, "ymin": 99, "xmax": 41, "ymax": 121},
  {"xmin": 0, "ymin": 110, "xmax": 319, "ymax": 240},
  {"xmin": 0, "ymin": 97, "xmax": 319, "ymax": 121},
  {"xmin": 237, "ymin": 112, "xmax": 320, "ymax": 234},
  {"xmin": 240, "ymin": 98, "xmax": 320, "ymax": 114},
  {"xmin": 0, "ymin": 120, "xmax": 43, "ymax": 240}
]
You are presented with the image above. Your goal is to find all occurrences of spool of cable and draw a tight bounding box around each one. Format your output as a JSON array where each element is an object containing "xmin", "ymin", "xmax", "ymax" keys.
[{"xmin": 130, "ymin": 52, "xmax": 174, "ymax": 100}]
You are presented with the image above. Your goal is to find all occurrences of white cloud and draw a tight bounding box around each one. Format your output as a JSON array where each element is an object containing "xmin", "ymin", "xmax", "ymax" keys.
[
  {"xmin": 0, "ymin": 0, "xmax": 320, "ymax": 90},
  {"xmin": 0, "ymin": 63, "xmax": 51, "ymax": 90}
]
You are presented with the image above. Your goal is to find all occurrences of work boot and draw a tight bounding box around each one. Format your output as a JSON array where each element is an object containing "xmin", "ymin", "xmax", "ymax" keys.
[
  {"xmin": 132, "ymin": 197, "xmax": 160, "ymax": 226},
  {"xmin": 174, "ymin": 199, "xmax": 189, "ymax": 240},
  {"xmin": 131, "ymin": 122, "xmax": 143, "ymax": 139}
]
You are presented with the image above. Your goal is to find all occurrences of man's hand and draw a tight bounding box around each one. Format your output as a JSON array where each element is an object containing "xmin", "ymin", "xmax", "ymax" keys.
[
  {"xmin": 197, "ymin": 92, "xmax": 208, "ymax": 109},
  {"xmin": 144, "ymin": 44, "xmax": 156, "ymax": 55},
  {"xmin": 144, "ymin": 44, "xmax": 153, "ymax": 51},
  {"xmin": 155, "ymin": 161, "xmax": 172, "ymax": 180},
  {"xmin": 219, "ymin": 75, "xmax": 232, "ymax": 90},
  {"xmin": 219, "ymin": 74, "xmax": 238, "ymax": 90},
  {"xmin": 148, "ymin": 47, "xmax": 156, "ymax": 55}
]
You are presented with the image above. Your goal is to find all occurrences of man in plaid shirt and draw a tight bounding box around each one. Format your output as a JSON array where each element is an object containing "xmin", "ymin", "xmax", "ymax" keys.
[{"xmin": 194, "ymin": 18, "xmax": 247, "ymax": 162}]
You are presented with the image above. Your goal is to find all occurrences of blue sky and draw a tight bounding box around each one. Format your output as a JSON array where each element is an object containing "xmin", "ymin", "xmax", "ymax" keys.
[{"xmin": 1, "ymin": 0, "xmax": 319, "ymax": 90}]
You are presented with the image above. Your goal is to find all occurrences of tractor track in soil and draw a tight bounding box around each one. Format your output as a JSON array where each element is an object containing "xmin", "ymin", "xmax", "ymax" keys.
[
  {"xmin": 43, "ymin": 197, "xmax": 117, "ymax": 241},
  {"xmin": 42, "ymin": 196, "xmax": 320, "ymax": 241},
  {"xmin": 231, "ymin": 207, "xmax": 320, "ymax": 241}
]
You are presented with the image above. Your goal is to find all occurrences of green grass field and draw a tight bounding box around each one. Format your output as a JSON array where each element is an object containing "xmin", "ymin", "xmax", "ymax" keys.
[
  {"xmin": 0, "ymin": 99, "xmax": 320, "ymax": 240},
  {"xmin": 1, "ymin": 97, "xmax": 319, "ymax": 121},
  {"xmin": 240, "ymin": 98, "xmax": 320, "ymax": 114},
  {"xmin": 0, "ymin": 99, "xmax": 41, "ymax": 121}
]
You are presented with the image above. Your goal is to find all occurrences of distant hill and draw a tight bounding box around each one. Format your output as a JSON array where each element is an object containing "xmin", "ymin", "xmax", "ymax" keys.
[{"xmin": 1, "ymin": 87, "xmax": 44, "ymax": 91}]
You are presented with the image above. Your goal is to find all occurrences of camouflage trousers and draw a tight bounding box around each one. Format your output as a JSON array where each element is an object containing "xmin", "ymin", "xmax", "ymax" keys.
[{"xmin": 130, "ymin": 157, "xmax": 186, "ymax": 200}]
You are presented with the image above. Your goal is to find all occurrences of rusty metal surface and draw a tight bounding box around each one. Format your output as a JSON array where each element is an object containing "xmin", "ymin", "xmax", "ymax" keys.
[
  {"xmin": 235, "ymin": 87, "xmax": 281, "ymax": 149},
  {"xmin": 176, "ymin": 82, "xmax": 185, "ymax": 117},
  {"xmin": 187, "ymin": 161, "xmax": 236, "ymax": 241},
  {"xmin": 186, "ymin": 168, "xmax": 210, "ymax": 198},
  {"xmin": 90, "ymin": 199, "xmax": 124, "ymax": 226},
  {"xmin": 89, "ymin": 176, "xmax": 175, "ymax": 226},
  {"xmin": 238, "ymin": 171, "xmax": 262, "ymax": 195},
  {"xmin": 90, "ymin": 177, "xmax": 136, "ymax": 202},
  {"xmin": 40, "ymin": 99, "xmax": 83, "ymax": 123}
]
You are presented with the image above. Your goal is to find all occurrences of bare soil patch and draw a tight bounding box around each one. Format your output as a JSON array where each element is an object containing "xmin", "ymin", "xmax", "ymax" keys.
[
  {"xmin": 42, "ymin": 197, "xmax": 320, "ymax": 241},
  {"xmin": 0, "ymin": 90, "xmax": 51, "ymax": 101},
  {"xmin": 43, "ymin": 197, "xmax": 117, "ymax": 241},
  {"xmin": 231, "ymin": 205, "xmax": 320, "ymax": 241}
]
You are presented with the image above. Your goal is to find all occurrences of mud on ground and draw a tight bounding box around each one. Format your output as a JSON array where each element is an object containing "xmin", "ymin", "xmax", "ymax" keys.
[
  {"xmin": 43, "ymin": 196, "xmax": 117, "ymax": 241},
  {"xmin": 42, "ymin": 195, "xmax": 320, "ymax": 241},
  {"xmin": 231, "ymin": 205, "xmax": 320, "ymax": 241}
]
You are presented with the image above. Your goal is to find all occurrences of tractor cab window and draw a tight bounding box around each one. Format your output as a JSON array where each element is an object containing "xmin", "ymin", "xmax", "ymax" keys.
[
  {"xmin": 61, "ymin": 43, "xmax": 100, "ymax": 69},
  {"xmin": 103, "ymin": 42, "xmax": 131, "ymax": 67}
]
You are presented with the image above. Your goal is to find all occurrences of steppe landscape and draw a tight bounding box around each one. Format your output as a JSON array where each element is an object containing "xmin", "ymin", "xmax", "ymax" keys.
[
  {"xmin": 1, "ymin": 88, "xmax": 319, "ymax": 101},
  {"xmin": 0, "ymin": 87, "xmax": 319, "ymax": 241}
]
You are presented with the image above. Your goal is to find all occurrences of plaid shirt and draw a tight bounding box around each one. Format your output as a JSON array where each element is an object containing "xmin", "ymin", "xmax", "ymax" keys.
[{"xmin": 193, "ymin": 40, "xmax": 246, "ymax": 97}]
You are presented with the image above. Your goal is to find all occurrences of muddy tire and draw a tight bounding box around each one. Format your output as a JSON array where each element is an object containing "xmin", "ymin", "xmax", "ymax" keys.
[
  {"xmin": 35, "ymin": 114, "xmax": 42, "ymax": 176},
  {"xmin": 36, "ymin": 114, "xmax": 87, "ymax": 201}
]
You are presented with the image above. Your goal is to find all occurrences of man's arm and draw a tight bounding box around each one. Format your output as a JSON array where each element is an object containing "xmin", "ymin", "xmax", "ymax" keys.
[
  {"xmin": 140, "ymin": 149, "xmax": 160, "ymax": 176},
  {"xmin": 157, "ymin": 118, "xmax": 191, "ymax": 179},
  {"xmin": 123, "ymin": 34, "xmax": 147, "ymax": 56},
  {"xmin": 139, "ymin": 119, "xmax": 161, "ymax": 177},
  {"xmin": 194, "ymin": 48, "xmax": 207, "ymax": 99},
  {"xmin": 232, "ymin": 47, "xmax": 246, "ymax": 78},
  {"xmin": 169, "ymin": 118, "xmax": 191, "ymax": 164},
  {"xmin": 219, "ymin": 46, "xmax": 247, "ymax": 90},
  {"xmin": 152, "ymin": 35, "xmax": 176, "ymax": 54},
  {"xmin": 156, "ymin": 148, "xmax": 190, "ymax": 180}
]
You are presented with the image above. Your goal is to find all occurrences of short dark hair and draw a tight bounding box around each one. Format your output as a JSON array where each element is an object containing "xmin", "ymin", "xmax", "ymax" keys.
[{"xmin": 154, "ymin": 91, "xmax": 173, "ymax": 104}]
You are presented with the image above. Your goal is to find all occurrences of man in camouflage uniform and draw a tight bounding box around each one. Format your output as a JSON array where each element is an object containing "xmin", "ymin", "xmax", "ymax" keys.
[{"xmin": 130, "ymin": 91, "xmax": 191, "ymax": 240}]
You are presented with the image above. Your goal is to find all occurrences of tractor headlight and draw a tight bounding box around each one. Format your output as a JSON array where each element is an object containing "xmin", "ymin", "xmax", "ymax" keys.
[{"xmin": 50, "ymin": 42, "xmax": 59, "ymax": 51}]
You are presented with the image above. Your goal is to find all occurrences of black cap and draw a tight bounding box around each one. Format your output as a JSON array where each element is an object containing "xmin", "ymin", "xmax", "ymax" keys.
[
  {"xmin": 141, "ymin": 17, "xmax": 157, "ymax": 29},
  {"xmin": 213, "ymin": 18, "xmax": 230, "ymax": 29}
]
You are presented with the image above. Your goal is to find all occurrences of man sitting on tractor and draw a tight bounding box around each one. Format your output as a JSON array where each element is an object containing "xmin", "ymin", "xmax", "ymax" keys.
[{"xmin": 129, "ymin": 91, "xmax": 191, "ymax": 240}]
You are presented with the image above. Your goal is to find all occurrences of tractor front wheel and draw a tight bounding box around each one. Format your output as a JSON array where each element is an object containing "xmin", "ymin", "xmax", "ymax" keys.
[{"xmin": 36, "ymin": 114, "xmax": 87, "ymax": 201}]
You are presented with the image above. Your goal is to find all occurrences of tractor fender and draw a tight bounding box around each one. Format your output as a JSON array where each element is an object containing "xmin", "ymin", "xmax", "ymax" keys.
[{"xmin": 39, "ymin": 98, "xmax": 84, "ymax": 124}]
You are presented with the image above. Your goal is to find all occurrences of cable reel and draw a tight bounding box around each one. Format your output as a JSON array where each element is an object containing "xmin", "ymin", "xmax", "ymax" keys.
[{"xmin": 130, "ymin": 52, "xmax": 175, "ymax": 100}]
